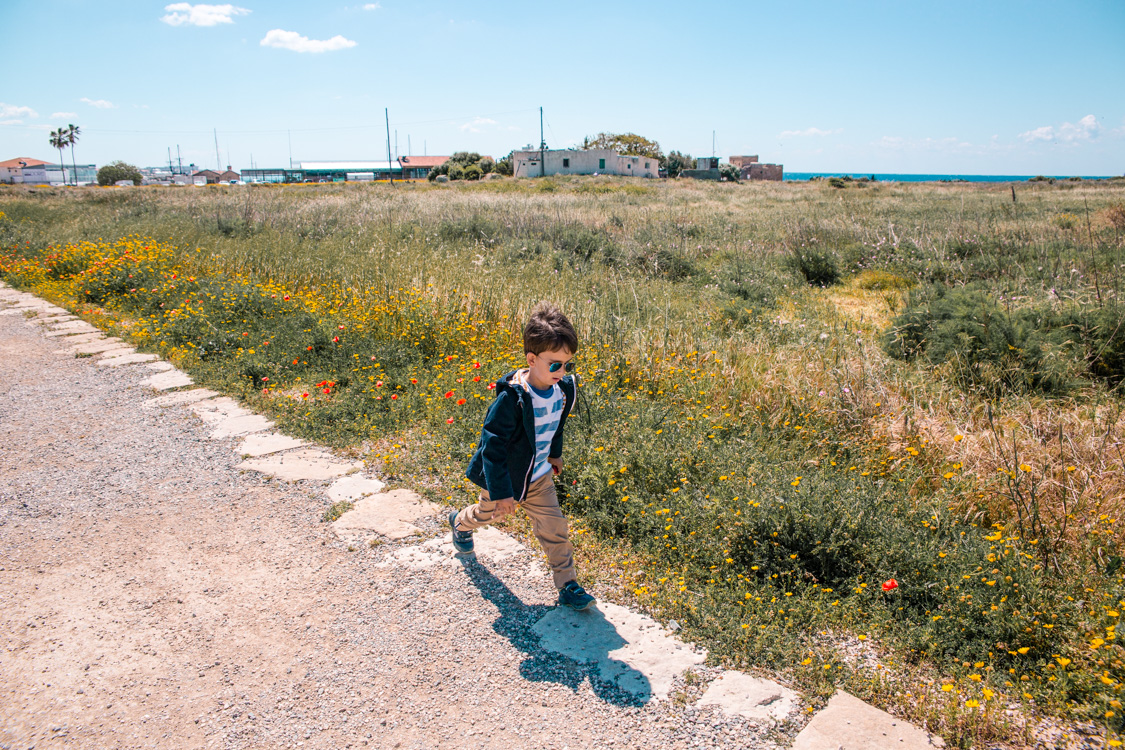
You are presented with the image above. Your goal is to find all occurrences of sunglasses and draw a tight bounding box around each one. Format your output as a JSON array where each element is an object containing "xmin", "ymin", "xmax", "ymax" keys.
[{"xmin": 547, "ymin": 361, "xmax": 576, "ymax": 373}]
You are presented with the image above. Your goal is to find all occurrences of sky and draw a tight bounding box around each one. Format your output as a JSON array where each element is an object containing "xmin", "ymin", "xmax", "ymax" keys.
[{"xmin": 2, "ymin": 0, "xmax": 1123, "ymax": 176}]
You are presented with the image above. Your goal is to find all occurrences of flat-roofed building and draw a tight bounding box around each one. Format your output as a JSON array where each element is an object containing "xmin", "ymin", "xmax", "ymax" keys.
[
  {"xmin": 20, "ymin": 162, "xmax": 96, "ymax": 185},
  {"xmin": 510, "ymin": 148, "xmax": 658, "ymax": 179}
]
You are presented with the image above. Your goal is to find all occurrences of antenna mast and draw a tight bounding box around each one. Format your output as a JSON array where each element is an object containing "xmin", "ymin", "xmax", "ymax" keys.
[
  {"xmin": 539, "ymin": 106, "xmax": 546, "ymax": 178},
  {"xmin": 214, "ymin": 128, "xmax": 222, "ymax": 171},
  {"xmin": 385, "ymin": 108, "xmax": 394, "ymax": 186}
]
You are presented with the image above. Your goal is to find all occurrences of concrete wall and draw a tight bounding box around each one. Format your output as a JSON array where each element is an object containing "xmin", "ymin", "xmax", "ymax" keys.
[
  {"xmin": 512, "ymin": 148, "xmax": 658, "ymax": 178},
  {"xmin": 728, "ymin": 155, "xmax": 759, "ymax": 168},
  {"xmin": 741, "ymin": 163, "xmax": 784, "ymax": 181}
]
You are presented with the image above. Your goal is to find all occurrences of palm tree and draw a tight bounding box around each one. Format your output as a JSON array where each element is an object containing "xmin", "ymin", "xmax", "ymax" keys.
[
  {"xmin": 66, "ymin": 124, "xmax": 81, "ymax": 185},
  {"xmin": 48, "ymin": 128, "xmax": 69, "ymax": 185}
]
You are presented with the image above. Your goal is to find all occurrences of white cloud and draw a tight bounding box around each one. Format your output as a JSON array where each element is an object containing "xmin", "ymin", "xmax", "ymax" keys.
[
  {"xmin": 779, "ymin": 127, "xmax": 841, "ymax": 138},
  {"xmin": 0, "ymin": 119, "xmax": 24, "ymax": 126},
  {"xmin": 459, "ymin": 116, "xmax": 497, "ymax": 133},
  {"xmin": 1018, "ymin": 114, "xmax": 1100, "ymax": 143},
  {"xmin": 161, "ymin": 3, "xmax": 250, "ymax": 27},
  {"xmin": 80, "ymin": 97, "xmax": 116, "ymax": 109},
  {"xmin": 0, "ymin": 103, "xmax": 38, "ymax": 119},
  {"xmin": 363, "ymin": 2, "xmax": 381, "ymax": 9},
  {"xmin": 50, "ymin": 111, "xmax": 77, "ymax": 118},
  {"xmin": 260, "ymin": 29, "xmax": 357, "ymax": 53}
]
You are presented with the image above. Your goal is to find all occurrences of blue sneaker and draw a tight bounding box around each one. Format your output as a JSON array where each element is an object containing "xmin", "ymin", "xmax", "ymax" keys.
[
  {"xmin": 558, "ymin": 581, "xmax": 595, "ymax": 610},
  {"xmin": 449, "ymin": 511, "xmax": 474, "ymax": 554}
]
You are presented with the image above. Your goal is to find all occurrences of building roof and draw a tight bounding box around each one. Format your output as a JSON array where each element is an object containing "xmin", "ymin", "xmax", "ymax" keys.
[
  {"xmin": 397, "ymin": 155, "xmax": 449, "ymax": 168},
  {"xmin": 0, "ymin": 157, "xmax": 49, "ymax": 169}
]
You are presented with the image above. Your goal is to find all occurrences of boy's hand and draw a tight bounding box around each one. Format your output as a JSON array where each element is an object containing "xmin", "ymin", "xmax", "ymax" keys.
[
  {"xmin": 493, "ymin": 498, "xmax": 516, "ymax": 520},
  {"xmin": 548, "ymin": 457, "xmax": 563, "ymax": 476}
]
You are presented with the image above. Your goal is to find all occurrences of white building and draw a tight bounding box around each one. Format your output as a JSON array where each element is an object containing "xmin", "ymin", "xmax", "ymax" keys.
[
  {"xmin": 19, "ymin": 162, "xmax": 97, "ymax": 186},
  {"xmin": 511, "ymin": 148, "xmax": 658, "ymax": 179},
  {"xmin": 0, "ymin": 157, "xmax": 48, "ymax": 183}
]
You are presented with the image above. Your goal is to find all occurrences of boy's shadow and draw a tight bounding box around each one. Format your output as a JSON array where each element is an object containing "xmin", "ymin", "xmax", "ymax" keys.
[{"xmin": 458, "ymin": 557, "xmax": 652, "ymax": 708}]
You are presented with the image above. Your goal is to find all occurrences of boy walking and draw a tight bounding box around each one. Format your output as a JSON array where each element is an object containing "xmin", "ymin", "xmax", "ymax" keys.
[{"xmin": 450, "ymin": 302, "xmax": 595, "ymax": 611}]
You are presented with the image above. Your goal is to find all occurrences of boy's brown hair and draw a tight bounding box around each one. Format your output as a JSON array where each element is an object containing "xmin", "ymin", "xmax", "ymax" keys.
[{"xmin": 523, "ymin": 302, "xmax": 578, "ymax": 355}]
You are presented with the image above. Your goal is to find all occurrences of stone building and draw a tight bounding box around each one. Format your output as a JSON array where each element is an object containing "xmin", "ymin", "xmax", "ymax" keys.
[
  {"xmin": 730, "ymin": 154, "xmax": 783, "ymax": 181},
  {"xmin": 510, "ymin": 148, "xmax": 658, "ymax": 178}
]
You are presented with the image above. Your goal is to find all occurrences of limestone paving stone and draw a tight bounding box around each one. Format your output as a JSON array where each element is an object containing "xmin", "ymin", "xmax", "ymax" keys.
[
  {"xmin": 139, "ymin": 370, "xmax": 194, "ymax": 390},
  {"xmin": 57, "ymin": 336, "xmax": 122, "ymax": 353},
  {"xmin": 146, "ymin": 361, "xmax": 175, "ymax": 372},
  {"xmin": 236, "ymin": 432, "xmax": 307, "ymax": 458},
  {"xmin": 790, "ymin": 690, "xmax": 944, "ymax": 750},
  {"xmin": 96, "ymin": 353, "xmax": 158, "ymax": 368},
  {"xmin": 236, "ymin": 448, "xmax": 362, "ymax": 482},
  {"xmin": 532, "ymin": 600, "xmax": 708, "ymax": 701},
  {"xmin": 142, "ymin": 388, "xmax": 220, "ymax": 409},
  {"xmin": 47, "ymin": 320, "xmax": 99, "ymax": 333},
  {"xmin": 375, "ymin": 527, "xmax": 531, "ymax": 570},
  {"xmin": 210, "ymin": 414, "xmax": 274, "ymax": 439},
  {"xmin": 189, "ymin": 397, "xmax": 251, "ymax": 425},
  {"xmin": 44, "ymin": 325, "xmax": 99, "ymax": 338},
  {"xmin": 326, "ymin": 474, "xmax": 386, "ymax": 502},
  {"xmin": 331, "ymin": 488, "xmax": 437, "ymax": 541},
  {"xmin": 695, "ymin": 671, "xmax": 798, "ymax": 722}
]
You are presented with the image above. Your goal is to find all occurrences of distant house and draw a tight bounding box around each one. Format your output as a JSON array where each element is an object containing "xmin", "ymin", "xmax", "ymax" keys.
[
  {"xmin": 397, "ymin": 155, "xmax": 449, "ymax": 180},
  {"xmin": 0, "ymin": 157, "xmax": 48, "ymax": 184},
  {"xmin": 730, "ymin": 154, "xmax": 783, "ymax": 181},
  {"xmin": 192, "ymin": 167, "xmax": 241, "ymax": 185},
  {"xmin": 510, "ymin": 148, "xmax": 659, "ymax": 179},
  {"xmin": 679, "ymin": 157, "xmax": 722, "ymax": 181}
]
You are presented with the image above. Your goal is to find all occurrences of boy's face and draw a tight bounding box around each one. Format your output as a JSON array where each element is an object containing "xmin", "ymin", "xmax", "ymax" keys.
[{"xmin": 525, "ymin": 347, "xmax": 573, "ymax": 391}]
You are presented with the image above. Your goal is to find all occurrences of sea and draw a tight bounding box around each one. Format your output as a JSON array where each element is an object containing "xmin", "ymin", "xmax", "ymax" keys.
[{"xmin": 784, "ymin": 172, "xmax": 1116, "ymax": 183}]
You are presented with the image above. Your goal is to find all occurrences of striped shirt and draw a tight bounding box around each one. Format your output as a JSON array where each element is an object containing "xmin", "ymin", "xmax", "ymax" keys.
[{"xmin": 527, "ymin": 381, "xmax": 564, "ymax": 482}]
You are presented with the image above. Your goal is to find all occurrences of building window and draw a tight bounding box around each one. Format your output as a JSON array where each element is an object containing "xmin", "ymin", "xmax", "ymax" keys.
[
  {"xmin": 645, "ymin": 162, "xmax": 650, "ymax": 169},
  {"xmin": 627, "ymin": 163, "xmax": 632, "ymax": 168},
  {"xmin": 599, "ymin": 159, "xmax": 605, "ymax": 169},
  {"xmin": 563, "ymin": 158, "xmax": 569, "ymax": 168}
]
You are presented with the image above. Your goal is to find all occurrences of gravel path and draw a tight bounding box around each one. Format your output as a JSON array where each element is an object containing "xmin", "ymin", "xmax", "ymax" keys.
[{"xmin": 0, "ymin": 299, "xmax": 790, "ymax": 749}]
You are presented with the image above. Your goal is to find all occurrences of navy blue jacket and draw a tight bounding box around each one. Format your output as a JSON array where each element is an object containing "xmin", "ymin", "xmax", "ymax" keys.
[{"xmin": 465, "ymin": 369, "xmax": 576, "ymax": 502}]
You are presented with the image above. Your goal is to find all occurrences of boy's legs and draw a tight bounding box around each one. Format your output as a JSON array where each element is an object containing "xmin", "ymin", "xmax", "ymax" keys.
[
  {"xmin": 520, "ymin": 474, "xmax": 576, "ymax": 589},
  {"xmin": 454, "ymin": 490, "xmax": 499, "ymax": 531}
]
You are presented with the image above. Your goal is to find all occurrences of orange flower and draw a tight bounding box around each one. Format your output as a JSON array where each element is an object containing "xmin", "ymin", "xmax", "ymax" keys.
[{"xmin": 456, "ymin": 398, "xmax": 466, "ymax": 405}]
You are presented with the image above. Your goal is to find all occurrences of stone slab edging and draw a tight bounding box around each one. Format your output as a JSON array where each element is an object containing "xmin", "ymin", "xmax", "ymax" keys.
[{"xmin": 0, "ymin": 281, "xmax": 944, "ymax": 748}]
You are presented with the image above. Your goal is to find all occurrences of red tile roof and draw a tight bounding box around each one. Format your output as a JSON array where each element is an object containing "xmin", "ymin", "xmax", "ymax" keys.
[
  {"xmin": 0, "ymin": 157, "xmax": 49, "ymax": 169},
  {"xmin": 397, "ymin": 156, "xmax": 450, "ymax": 168}
]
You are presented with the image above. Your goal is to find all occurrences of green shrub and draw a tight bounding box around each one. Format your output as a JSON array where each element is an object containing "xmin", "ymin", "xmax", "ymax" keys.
[
  {"xmin": 789, "ymin": 248, "xmax": 840, "ymax": 286},
  {"xmin": 881, "ymin": 285, "xmax": 1086, "ymax": 395}
]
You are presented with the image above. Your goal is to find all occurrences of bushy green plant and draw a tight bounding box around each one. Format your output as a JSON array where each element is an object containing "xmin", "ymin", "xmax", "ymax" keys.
[
  {"xmin": 789, "ymin": 247, "xmax": 840, "ymax": 286},
  {"xmin": 97, "ymin": 161, "xmax": 143, "ymax": 186},
  {"xmin": 881, "ymin": 285, "xmax": 1086, "ymax": 395}
]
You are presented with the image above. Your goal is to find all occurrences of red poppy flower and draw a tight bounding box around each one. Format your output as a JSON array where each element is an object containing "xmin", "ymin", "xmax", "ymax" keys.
[
  {"xmin": 456, "ymin": 398, "xmax": 466, "ymax": 405},
  {"xmin": 338, "ymin": 325, "xmax": 345, "ymax": 330},
  {"xmin": 322, "ymin": 388, "xmax": 331, "ymax": 394},
  {"xmin": 410, "ymin": 378, "xmax": 418, "ymax": 384},
  {"xmin": 882, "ymin": 579, "xmax": 899, "ymax": 592},
  {"xmin": 332, "ymin": 336, "xmax": 339, "ymax": 343},
  {"xmin": 301, "ymin": 392, "xmax": 309, "ymax": 399},
  {"xmin": 487, "ymin": 383, "xmax": 496, "ymax": 390},
  {"xmin": 444, "ymin": 390, "xmax": 454, "ymax": 398},
  {"xmin": 261, "ymin": 376, "xmax": 268, "ymax": 382},
  {"xmin": 473, "ymin": 376, "xmax": 481, "ymax": 382},
  {"xmin": 292, "ymin": 359, "xmax": 299, "ymax": 365},
  {"xmin": 391, "ymin": 394, "xmax": 398, "ymax": 400},
  {"xmin": 376, "ymin": 381, "xmax": 383, "ymax": 387},
  {"xmin": 283, "ymin": 295, "xmax": 290, "ymax": 301},
  {"xmin": 473, "ymin": 362, "xmax": 481, "ymax": 369},
  {"xmin": 446, "ymin": 417, "xmax": 454, "ymax": 424}
]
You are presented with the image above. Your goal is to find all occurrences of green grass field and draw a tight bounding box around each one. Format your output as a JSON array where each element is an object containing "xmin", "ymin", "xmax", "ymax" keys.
[{"xmin": 3, "ymin": 176, "xmax": 1125, "ymax": 747}]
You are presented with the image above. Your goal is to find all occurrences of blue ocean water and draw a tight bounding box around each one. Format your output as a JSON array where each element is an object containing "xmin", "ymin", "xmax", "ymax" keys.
[{"xmin": 785, "ymin": 172, "xmax": 1116, "ymax": 183}]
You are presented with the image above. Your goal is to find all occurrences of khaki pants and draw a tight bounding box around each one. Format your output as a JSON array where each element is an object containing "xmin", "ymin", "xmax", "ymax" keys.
[{"xmin": 455, "ymin": 473, "xmax": 575, "ymax": 589}]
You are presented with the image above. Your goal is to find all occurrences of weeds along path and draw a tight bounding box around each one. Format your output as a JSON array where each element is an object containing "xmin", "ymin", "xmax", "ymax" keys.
[{"xmin": 0, "ymin": 287, "xmax": 820, "ymax": 749}]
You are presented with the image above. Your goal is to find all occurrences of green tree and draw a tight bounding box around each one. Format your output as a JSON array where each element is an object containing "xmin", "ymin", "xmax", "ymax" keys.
[
  {"xmin": 719, "ymin": 163, "xmax": 740, "ymax": 183},
  {"xmin": 65, "ymin": 123, "xmax": 81, "ymax": 184},
  {"xmin": 662, "ymin": 150, "xmax": 695, "ymax": 178},
  {"xmin": 581, "ymin": 132, "xmax": 663, "ymax": 161},
  {"xmin": 48, "ymin": 129, "xmax": 69, "ymax": 185},
  {"xmin": 97, "ymin": 160, "xmax": 143, "ymax": 186},
  {"xmin": 494, "ymin": 154, "xmax": 513, "ymax": 176}
]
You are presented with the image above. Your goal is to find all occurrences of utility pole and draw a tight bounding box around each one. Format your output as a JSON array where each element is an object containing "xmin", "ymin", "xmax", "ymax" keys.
[
  {"xmin": 168, "ymin": 147, "xmax": 173, "ymax": 173},
  {"xmin": 177, "ymin": 145, "xmax": 183, "ymax": 175},
  {"xmin": 385, "ymin": 108, "xmax": 394, "ymax": 186},
  {"xmin": 408, "ymin": 135, "xmax": 411, "ymax": 157},
  {"xmin": 395, "ymin": 130, "xmax": 398, "ymax": 161},
  {"xmin": 539, "ymin": 106, "xmax": 546, "ymax": 178},
  {"xmin": 214, "ymin": 128, "xmax": 222, "ymax": 171},
  {"xmin": 288, "ymin": 130, "xmax": 293, "ymax": 170}
]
